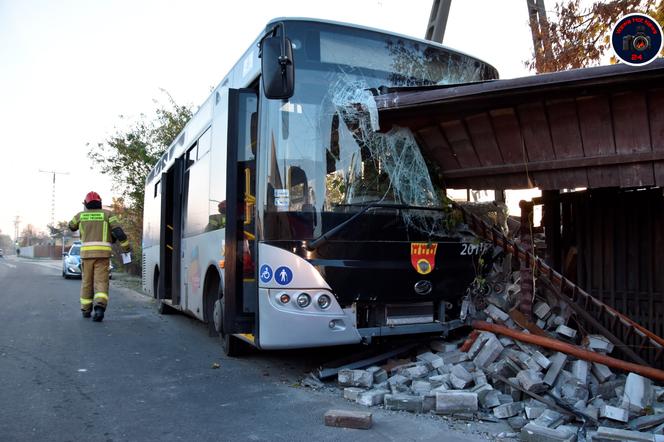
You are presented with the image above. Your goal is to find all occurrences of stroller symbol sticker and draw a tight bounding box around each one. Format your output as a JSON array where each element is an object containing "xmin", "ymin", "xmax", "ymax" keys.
[
  {"xmin": 275, "ymin": 266, "xmax": 293, "ymax": 285},
  {"xmin": 259, "ymin": 265, "xmax": 273, "ymax": 283}
]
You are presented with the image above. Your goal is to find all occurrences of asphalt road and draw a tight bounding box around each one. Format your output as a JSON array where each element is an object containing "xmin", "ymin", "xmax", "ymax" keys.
[{"xmin": 0, "ymin": 256, "xmax": 509, "ymax": 441}]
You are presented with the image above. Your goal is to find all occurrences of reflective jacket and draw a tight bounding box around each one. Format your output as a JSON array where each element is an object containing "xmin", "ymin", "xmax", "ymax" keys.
[{"xmin": 69, "ymin": 209, "xmax": 129, "ymax": 259}]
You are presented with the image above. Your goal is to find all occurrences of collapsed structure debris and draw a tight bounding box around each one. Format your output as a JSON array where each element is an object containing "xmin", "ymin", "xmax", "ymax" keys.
[
  {"xmin": 315, "ymin": 61, "xmax": 664, "ymax": 440},
  {"xmin": 319, "ymin": 210, "xmax": 664, "ymax": 440}
]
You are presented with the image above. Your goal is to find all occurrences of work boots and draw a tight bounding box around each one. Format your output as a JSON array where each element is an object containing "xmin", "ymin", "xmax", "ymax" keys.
[
  {"xmin": 82, "ymin": 310, "xmax": 92, "ymax": 318},
  {"xmin": 92, "ymin": 305, "xmax": 105, "ymax": 322}
]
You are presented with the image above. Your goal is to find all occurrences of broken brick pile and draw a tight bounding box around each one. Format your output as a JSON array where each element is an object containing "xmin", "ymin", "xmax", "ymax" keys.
[{"xmin": 333, "ymin": 302, "xmax": 664, "ymax": 441}]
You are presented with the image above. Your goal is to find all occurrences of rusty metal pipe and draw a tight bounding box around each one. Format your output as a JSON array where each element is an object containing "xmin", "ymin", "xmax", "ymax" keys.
[{"xmin": 472, "ymin": 320, "xmax": 664, "ymax": 383}]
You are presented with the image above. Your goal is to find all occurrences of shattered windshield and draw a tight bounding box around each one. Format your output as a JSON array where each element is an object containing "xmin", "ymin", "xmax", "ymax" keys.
[{"xmin": 259, "ymin": 21, "xmax": 497, "ymax": 241}]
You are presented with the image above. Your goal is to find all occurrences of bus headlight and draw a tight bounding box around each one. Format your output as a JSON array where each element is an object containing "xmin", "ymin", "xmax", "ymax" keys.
[
  {"xmin": 296, "ymin": 293, "xmax": 311, "ymax": 308},
  {"xmin": 279, "ymin": 293, "xmax": 290, "ymax": 304},
  {"xmin": 317, "ymin": 294, "xmax": 331, "ymax": 309}
]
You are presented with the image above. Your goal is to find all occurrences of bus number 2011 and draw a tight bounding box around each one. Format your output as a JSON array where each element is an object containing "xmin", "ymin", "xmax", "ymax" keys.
[{"xmin": 460, "ymin": 243, "xmax": 489, "ymax": 256}]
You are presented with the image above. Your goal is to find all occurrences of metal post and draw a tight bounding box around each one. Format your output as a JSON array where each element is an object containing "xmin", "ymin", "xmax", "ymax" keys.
[
  {"xmin": 519, "ymin": 200, "xmax": 534, "ymax": 318},
  {"xmin": 425, "ymin": 0, "xmax": 452, "ymax": 43}
]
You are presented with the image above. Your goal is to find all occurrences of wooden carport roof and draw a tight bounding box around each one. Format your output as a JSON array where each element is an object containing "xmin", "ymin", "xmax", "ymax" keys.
[{"xmin": 373, "ymin": 59, "xmax": 664, "ymax": 190}]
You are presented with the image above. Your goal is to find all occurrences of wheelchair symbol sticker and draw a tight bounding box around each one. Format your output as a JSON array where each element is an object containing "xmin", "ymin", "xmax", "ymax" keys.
[
  {"xmin": 275, "ymin": 266, "xmax": 293, "ymax": 285},
  {"xmin": 259, "ymin": 265, "xmax": 273, "ymax": 283}
]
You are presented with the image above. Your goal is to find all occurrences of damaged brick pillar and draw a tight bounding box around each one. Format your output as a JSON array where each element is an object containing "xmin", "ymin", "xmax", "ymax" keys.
[{"xmin": 519, "ymin": 200, "xmax": 534, "ymax": 318}]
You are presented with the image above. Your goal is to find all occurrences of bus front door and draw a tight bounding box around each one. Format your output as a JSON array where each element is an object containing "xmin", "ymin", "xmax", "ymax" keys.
[
  {"xmin": 223, "ymin": 88, "xmax": 258, "ymax": 336},
  {"xmin": 159, "ymin": 157, "xmax": 183, "ymax": 307}
]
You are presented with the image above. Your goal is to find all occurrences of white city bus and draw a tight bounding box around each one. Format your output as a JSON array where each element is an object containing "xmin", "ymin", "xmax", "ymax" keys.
[{"xmin": 142, "ymin": 18, "xmax": 498, "ymax": 355}]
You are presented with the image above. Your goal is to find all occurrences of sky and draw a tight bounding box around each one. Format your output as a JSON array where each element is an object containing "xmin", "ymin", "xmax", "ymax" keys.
[{"xmin": 0, "ymin": 0, "xmax": 540, "ymax": 239}]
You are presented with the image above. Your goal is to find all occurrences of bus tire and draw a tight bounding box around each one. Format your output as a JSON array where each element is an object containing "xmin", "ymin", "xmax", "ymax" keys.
[
  {"xmin": 204, "ymin": 269, "xmax": 220, "ymax": 337},
  {"xmin": 154, "ymin": 273, "xmax": 172, "ymax": 315},
  {"xmin": 217, "ymin": 300, "xmax": 243, "ymax": 357},
  {"xmin": 223, "ymin": 333, "xmax": 242, "ymax": 357}
]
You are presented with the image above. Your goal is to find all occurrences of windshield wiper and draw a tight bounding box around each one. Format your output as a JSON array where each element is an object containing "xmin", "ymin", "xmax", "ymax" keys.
[{"xmin": 305, "ymin": 201, "xmax": 447, "ymax": 251}]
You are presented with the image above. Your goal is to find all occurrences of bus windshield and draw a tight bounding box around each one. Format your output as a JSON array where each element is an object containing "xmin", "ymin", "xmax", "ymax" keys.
[{"xmin": 260, "ymin": 21, "xmax": 497, "ymax": 242}]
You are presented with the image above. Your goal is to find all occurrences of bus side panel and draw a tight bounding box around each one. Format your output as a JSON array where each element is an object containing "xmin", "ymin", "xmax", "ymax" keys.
[{"xmin": 211, "ymin": 88, "xmax": 230, "ymax": 293}]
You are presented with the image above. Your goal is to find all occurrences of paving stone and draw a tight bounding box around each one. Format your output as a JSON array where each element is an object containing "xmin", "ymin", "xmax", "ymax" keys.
[
  {"xmin": 474, "ymin": 336, "xmax": 505, "ymax": 369},
  {"xmin": 560, "ymin": 379, "xmax": 589, "ymax": 405},
  {"xmin": 532, "ymin": 351, "xmax": 552, "ymax": 370},
  {"xmin": 324, "ymin": 409, "xmax": 372, "ymax": 430},
  {"xmin": 356, "ymin": 389, "xmax": 389, "ymax": 407},
  {"xmin": 338, "ymin": 369, "xmax": 373, "ymax": 388},
  {"xmin": 479, "ymin": 389, "xmax": 502, "ymax": 408},
  {"xmin": 485, "ymin": 304, "xmax": 510, "ymax": 323},
  {"xmin": 430, "ymin": 384, "xmax": 449, "ymax": 394},
  {"xmin": 555, "ymin": 324, "xmax": 577, "ymax": 339},
  {"xmin": 488, "ymin": 359, "xmax": 519, "ymax": 378},
  {"xmin": 422, "ymin": 393, "xmax": 436, "ymax": 413},
  {"xmin": 508, "ymin": 416, "xmax": 528, "ymax": 431},
  {"xmin": 343, "ymin": 387, "xmax": 365, "ymax": 401},
  {"xmin": 411, "ymin": 380, "xmax": 432, "ymax": 395},
  {"xmin": 571, "ymin": 360, "xmax": 588, "ymax": 383},
  {"xmin": 435, "ymin": 391, "xmax": 478, "ymax": 414},
  {"xmin": 416, "ymin": 352, "xmax": 445, "ymax": 370},
  {"xmin": 451, "ymin": 364, "xmax": 473, "ymax": 383},
  {"xmin": 594, "ymin": 426, "xmax": 659, "ymax": 441},
  {"xmin": 628, "ymin": 413, "xmax": 664, "ymax": 431},
  {"xmin": 493, "ymin": 401, "xmax": 524, "ymax": 419},
  {"xmin": 471, "ymin": 383, "xmax": 493, "ymax": 397},
  {"xmin": 596, "ymin": 378, "xmax": 624, "ymax": 399},
  {"xmin": 534, "ymin": 302, "xmax": 552, "ymax": 320},
  {"xmin": 591, "ymin": 362, "xmax": 612, "ymax": 383},
  {"xmin": 467, "ymin": 332, "xmax": 494, "ymax": 359},
  {"xmin": 525, "ymin": 357, "xmax": 543, "ymax": 373},
  {"xmin": 525, "ymin": 405, "xmax": 545, "ymax": 420},
  {"xmin": 398, "ymin": 364, "xmax": 430, "ymax": 380},
  {"xmin": 384, "ymin": 394, "xmax": 423, "ymax": 413},
  {"xmin": 473, "ymin": 371, "xmax": 488, "ymax": 387},
  {"xmin": 508, "ymin": 377, "xmax": 523, "ymax": 402},
  {"xmin": 386, "ymin": 374, "xmax": 409, "ymax": 387},
  {"xmin": 499, "ymin": 336, "xmax": 515, "ymax": 347},
  {"xmin": 544, "ymin": 353, "xmax": 568, "ymax": 387},
  {"xmin": 533, "ymin": 410, "xmax": 564, "ymax": 428},
  {"xmin": 504, "ymin": 348, "xmax": 531, "ymax": 370},
  {"xmin": 430, "ymin": 340, "xmax": 458, "ymax": 353},
  {"xmin": 581, "ymin": 405, "xmax": 599, "ymax": 421},
  {"xmin": 520, "ymin": 423, "xmax": 576, "ymax": 442},
  {"xmin": 517, "ymin": 369, "xmax": 548, "ymax": 394},
  {"xmin": 366, "ymin": 366, "xmax": 388, "ymax": 384},
  {"xmin": 599, "ymin": 404, "xmax": 629, "ymax": 423},
  {"xmin": 621, "ymin": 373, "xmax": 654, "ymax": 414},
  {"xmin": 428, "ymin": 374, "xmax": 449, "ymax": 388},
  {"xmin": 582, "ymin": 334, "xmax": 614, "ymax": 353},
  {"xmin": 440, "ymin": 350, "xmax": 468, "ymax": 365},
  {"xmin": 437, "ymin": 365, "xmax": 451, "ymax": 375}
]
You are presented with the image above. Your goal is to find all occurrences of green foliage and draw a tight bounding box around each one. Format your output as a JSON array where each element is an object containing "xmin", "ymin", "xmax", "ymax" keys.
[
  {"xmin": 87, "ymin": 92, "xmax": 192, "ymax": 275},
  {"xmin": 47, "ymin": 220, "xmax": 70, "ymax": 239},
  {"xmin": 528, "ymin": 0, "xmax": 662, "ymax": 72},
  {"xmin": 88, "ymin": 91, "xmax": 193, "ymax": 214}
]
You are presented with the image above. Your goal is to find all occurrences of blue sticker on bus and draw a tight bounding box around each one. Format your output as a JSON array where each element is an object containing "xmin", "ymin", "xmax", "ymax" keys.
[
  {"xmin": 275, "ymin": 266, "xmax": 293, "ymax": 285},
  {"xmin": 259, "ymin": 264, "xmax": 273, "ymax": 283}
]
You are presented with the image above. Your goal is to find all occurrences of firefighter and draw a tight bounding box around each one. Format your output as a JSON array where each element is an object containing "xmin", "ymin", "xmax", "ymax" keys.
[{"xmin": 69, "ymin": 191, "xmax": 130, "ymax": 322}]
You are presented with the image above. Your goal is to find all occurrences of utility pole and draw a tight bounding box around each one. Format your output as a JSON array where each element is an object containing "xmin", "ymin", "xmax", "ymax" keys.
[
  {"xmin": 526, "ymin": 0, "xmax": 554, "ymax": 73},
  {"xmin": 425, "ymin": 0, "xmax": 452, "ymax": 44},
  {"xmin": 14, "ymin": 215, "xmax": 20, "ymax": 249},
  {"xmin": 39, "ymin": 169, "xmax": 69, "ymax": 229}
]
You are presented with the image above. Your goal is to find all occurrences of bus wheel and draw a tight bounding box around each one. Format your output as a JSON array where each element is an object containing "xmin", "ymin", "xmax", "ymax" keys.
[
  {"xmin": 215, "ymin": 299, "xmax": 242, "ymax": 357},
  {"xmin": 204, "ymin": 274, "xmax": 219, "ymax": 337},
  {"xmin": 155, "ymin": 276, "xmax": 172, "ymax": 314},
  {"xmin": 157, "ymin": 300, "xmax": 172, "ymax": 315}
]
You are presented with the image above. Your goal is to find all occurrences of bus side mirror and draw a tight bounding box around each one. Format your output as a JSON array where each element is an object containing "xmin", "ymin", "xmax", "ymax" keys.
[{"xmin": 261, "ymin": 36, "xmax": 294, "ymax": 100}]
